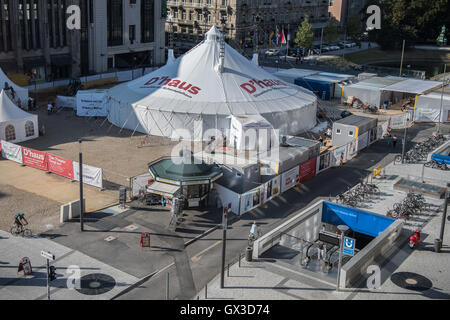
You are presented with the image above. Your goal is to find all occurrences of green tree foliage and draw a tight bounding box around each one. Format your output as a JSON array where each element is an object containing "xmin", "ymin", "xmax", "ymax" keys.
[
  {"xmin": 324, "ymin": 17, "xmax": 339, "ymax": 44},
  {"xmin": 295, "ymin": 16, "xmax": 314, "ymax": 50},
  {"xmin": 366, "ymin": 0, "xmax": 450, "ymax": 49},
  {"xmin": 346, "ymin": 14, "xmax": 363, "ymax": 42}
]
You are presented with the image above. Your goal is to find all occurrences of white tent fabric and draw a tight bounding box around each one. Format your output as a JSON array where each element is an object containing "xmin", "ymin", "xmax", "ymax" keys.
[
  {"xmin": 167, "ymin": 49, "xmax": 176, "ymax": 65},
  {"xmin": 342, "ymin": 77, "xmax": 404, "ymax": 107},
  {"xmin": 415, "ymin": 92, "xmax": 450, "ymax": 123},
  {"xmin": 107, "ymin": 26, "xmax": 317, "ymax": 141},
  {"xmin": 381, "ymin": 79, "xmax": 443, "ymax": 94},
  {"xmin": 0, "ymin": 90, "xmax": 38, "ymax": 143},
  {"xmin": 0, "ymin": 67, "xmax": 28, "ymax": 105}
]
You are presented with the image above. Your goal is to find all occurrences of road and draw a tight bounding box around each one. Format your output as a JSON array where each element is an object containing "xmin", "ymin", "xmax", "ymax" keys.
[{"xmin": 116, "ymin": 123, "xmax": 448, "ymax": 300}]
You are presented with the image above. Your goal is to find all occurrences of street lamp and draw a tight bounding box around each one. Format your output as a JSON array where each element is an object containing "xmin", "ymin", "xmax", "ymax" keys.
[
  {"xmin": 220, "ymin": 203, "xmax": 230, "ymax": 289},
  {"xmin": 401, "ymin": 117, "xmax": 410, "ymax": 164},
  {"xmin": 435, "ymin": 184, "xmax": 450, "ymax": 253},
  {"xmin": 336, "ymin": 224, "xmax": 349, "ymax": 292},
  {"xmin": 78, "ymin": 139, "xmax": 84, "ymax": 232}
]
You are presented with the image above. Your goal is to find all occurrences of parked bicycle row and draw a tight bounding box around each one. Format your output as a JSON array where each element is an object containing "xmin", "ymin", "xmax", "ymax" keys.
[
  {"xmin": 386, "ymin": 192, "xmax": 429, "ymax": 220},
  {"xmin": 335, "ymin": 182, "xmax": 380, "ymax": 207},
  {"xmin": 424, "ymin": 159, "xmax": 449, "ymax": 170},
  {"xmin": 395, "ymin": 133, "xmax": 447, "ymax": 164}
]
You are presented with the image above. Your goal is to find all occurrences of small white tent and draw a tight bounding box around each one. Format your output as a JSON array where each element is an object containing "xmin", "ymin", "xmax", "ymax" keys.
[
  {"xmin": 0, "ymin": 68, "xmax": 28, "ymax": 106},
  {"xmin": 0, "ymin": 90, "xmax": 38, "ymax": 143}
]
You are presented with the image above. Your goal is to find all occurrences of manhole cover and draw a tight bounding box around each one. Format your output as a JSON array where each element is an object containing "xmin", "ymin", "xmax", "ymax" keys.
[
  {"xmin": 104, "ymin": 236, "xmax": 116, "ymax": 242},
  {"xmin": 75, "ymin": 273, "xmax": 116, "ymax": 295},
  {"xmin": 390, "ymin": 272, "xmax": 433, "ymax": 292},
  {"xmin": 124, "ymin": 224, "xmax": 138, "ymax": 231}
]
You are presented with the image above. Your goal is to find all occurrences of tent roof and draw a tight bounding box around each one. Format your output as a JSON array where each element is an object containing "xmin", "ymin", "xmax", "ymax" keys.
[
  {"xmin": 274, "ymin": 68, "xmax": 319, "ymax": 79},
  {"xmin": 359, "ymin": 76, "xmax": 403, "ymax": 86},
  {"xmin": 108, "ymin": 29, "xmax": 317, "ymax": 116},
  {"xmin": 0, "ymin": 90, "xmax": 36, "ymax": 122},
  {"xmin": 381, "ymin": 79, "xmax": 443, "ymax": 94},
  {"xmin": 0, "ymin": 68, "xmax": 28, "ymax": 102}
]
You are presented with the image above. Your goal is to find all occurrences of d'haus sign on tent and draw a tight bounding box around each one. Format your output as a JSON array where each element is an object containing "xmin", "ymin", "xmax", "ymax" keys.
[{"xmin": 107, "ymin": 26, "xmax": 317, "ymax": 141}]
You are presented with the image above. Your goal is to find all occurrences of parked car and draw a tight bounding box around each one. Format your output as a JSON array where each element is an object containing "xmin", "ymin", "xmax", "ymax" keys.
[
  {"xmin": 265, "ymin": 49, "xmax": 280, "ymax": 56},
  {"xmin": 329, "ymin": 45, "xmax": 340, "ymax": 51},
  {"xmin": 321, "ymin": 44, "xmax": 331, "ymax": 52}
]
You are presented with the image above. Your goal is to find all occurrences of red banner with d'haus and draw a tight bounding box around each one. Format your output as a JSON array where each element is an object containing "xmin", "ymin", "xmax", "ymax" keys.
[
  {"xmin": 22, "ymin": 147, "xmax": 48, "ymax": 171},
  {"xmin": 47, "ymin": 154, "xmax": 74, "ymax": 179}
]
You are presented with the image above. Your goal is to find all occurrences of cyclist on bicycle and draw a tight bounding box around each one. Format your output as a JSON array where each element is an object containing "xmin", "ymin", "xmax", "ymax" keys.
[
  {"xmin": 14, "ymin": 213, "xmax": 28, "ymax": 233},
  {"xmin": 249, "ymin": 221, "xmax": 261, "ymax": 241}
]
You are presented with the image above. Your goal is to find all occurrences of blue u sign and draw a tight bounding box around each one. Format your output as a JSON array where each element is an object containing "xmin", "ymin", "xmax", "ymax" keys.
[{"xmin": 343, "ymin": 237, "xmax": 356, "ymax": 256}]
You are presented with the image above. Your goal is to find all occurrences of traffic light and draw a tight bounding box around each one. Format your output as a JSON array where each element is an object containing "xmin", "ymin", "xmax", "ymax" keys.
[{"xmin": 48, "ymin": 266, "xmax": 57, "ymax": 282}]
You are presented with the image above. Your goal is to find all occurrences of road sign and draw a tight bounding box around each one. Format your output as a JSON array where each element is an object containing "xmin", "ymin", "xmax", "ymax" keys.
[
  {"xmin": 41, "ymin": 251, "xmax": 55, "ymax": 261},
  {"xmin": 343, "ymin": 237, "xmax": 356, "ymax": 256}
]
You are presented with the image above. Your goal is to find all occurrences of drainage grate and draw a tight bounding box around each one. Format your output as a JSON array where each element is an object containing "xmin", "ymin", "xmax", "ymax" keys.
[
  {"xmin": 75, "ymin": 273, "xmax": 116, "ymax": 295},
  {"xmin": 124, "ymin": 224, "xmax": 139, "ymax": 232},
  {"xmin": 104, "ymin": 236, "xmax": 117, "ymax": 242},
  {"xmin": 390, "ymin": 272, "xmax": 433, "ymax": 292}
]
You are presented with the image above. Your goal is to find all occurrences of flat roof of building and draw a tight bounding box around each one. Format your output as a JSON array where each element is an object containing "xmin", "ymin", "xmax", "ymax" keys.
[{"xmin": 334, "ymin": 115, "xmax": 377, "ymax": 127}]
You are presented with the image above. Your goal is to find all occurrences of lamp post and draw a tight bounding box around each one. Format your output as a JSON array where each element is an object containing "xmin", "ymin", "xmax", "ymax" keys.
[
  {"xmin": 220, "ymin": 204, "xmax": 230, "ymax": 289},
  {"xmin": 435, "ymin": 185, "xmax": 450, "ymax": 253},
  {"xmin": 401, "ymin": 117, "xmax": 410, "ymax": 164},
  {"xmin": 78, "ymin": 139, "xmax": 84, "ymax": 232},
  {"xmin": 336, "ymin": 224, "xmax": 349, "ymax": 292},
  {"xmin": 437, "ymin": 64, "xmax": 447, "ymax": 133}
]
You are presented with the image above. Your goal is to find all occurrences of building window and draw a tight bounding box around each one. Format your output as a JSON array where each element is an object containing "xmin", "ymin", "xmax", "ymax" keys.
[
  {"xmin": 348, "ymin": 131, "xmax": 354, "ymax": 136},
  {"xmin": 141, "ymin": 0, "xmax": 154, "ymax": 43},
  {"xmin": 189, "ymin": 11, "xmax": 193, "ymax": 20},
  {"xmin": 25, "ymin": 121, "xmax": 34, "ymax": 137},
  {"xmin": 107, "ymin": 0, "xmax": 124, "ymax": 46},
  {"xmin": 221, "ymin": 0, "xmax": 227, "ymax": 6},
  {"xmin": 181, "ymin": 10, "xmax": 186, "ymax": 20},
  {"xmin": 5, "ymin": 125, "xmax": 15, "ymax": 141},
  {"xmin": 336, "ymin": 129, "xmax": 341, "ymax": 135}
]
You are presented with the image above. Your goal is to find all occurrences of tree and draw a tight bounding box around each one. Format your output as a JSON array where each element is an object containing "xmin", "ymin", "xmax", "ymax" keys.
[
  {"xmin": 365, "ymin": 0, "xmax": 450, "ymax": 49},
  {"xmin": 346, "ymin": 14, "xmax": 362, "ymax": 42},
  {"xmin": 324, "ymin": 17, "xmax": 339, "ymax": 44},
  {"xmin": 295, "ymin": 16, "xmax": 314, "ymax": 51}
]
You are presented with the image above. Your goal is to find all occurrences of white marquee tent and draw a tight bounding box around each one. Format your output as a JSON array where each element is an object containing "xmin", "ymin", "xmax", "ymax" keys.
[
  {"xmin": 107, "ymin": 26, "xmax": 317, "ymax": 141},
  {"xmin": 0, "ymin": 90, "xmax": 38, "ymax": 143},
  {"xmin": 0, "ymin": 67, "xmax": 28, "ymax": 105}
]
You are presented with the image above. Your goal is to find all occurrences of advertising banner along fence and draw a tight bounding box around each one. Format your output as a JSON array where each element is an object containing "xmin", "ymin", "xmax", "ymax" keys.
[
  {"xmin": 47, "ymin": 154, "xmax": 74, "ymax": 179},
  {"xmin": 317, "ymin": 152, "xmax": 332, "ymax": 173},
  {"xmin": 72, "ymin": 162, "xmax": 103, "ymax": 189},
  {"xmin": 299, "ymin": 158, "xmax": 317, "ymax": 182},
  {"xmin": 263, "ymin": 176, "xmax": 281, "ymax": 203},
  {"xmin": 240, "ymin": 187, "xmax": 261, "ymax": 214},
  {"xmin": 22, "ymin": 147, "xmax": 48, "ymax": 171},
  {"xmin": 332, "ymin": 145, "xmax": 348, "ymax": 167},
  {"xmin": 1, "ymin": 141, "xmax": 23, "ymax": 164},
  {"xmin": 281, "ymin": 166, "xmax": 300, "ymax": 193}
]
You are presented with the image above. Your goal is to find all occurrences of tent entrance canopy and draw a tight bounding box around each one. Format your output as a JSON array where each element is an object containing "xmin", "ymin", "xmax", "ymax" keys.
[
  {"xmin": 381, "ymin": 79, "xmax": 443, "ymax": 95},
  {"xmin": 146, "ymin": 181, "xmax": 181, "ymax": 198}
]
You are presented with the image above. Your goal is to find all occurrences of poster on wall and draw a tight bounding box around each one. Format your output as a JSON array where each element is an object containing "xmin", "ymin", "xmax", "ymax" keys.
[
  {"xmin": 22, "ymin": 147, "xmax": 48, "ymax": 171},
  {"xmin": 332, "ymin": 145, "xmax": 347, "ymax": 167},
  {"xmin": 264, "ymin": 176, "xmax": 281, "ymax": 203},
  {"xmin": 47, "ymin": 154, "xmax": 74, "ymax": 179},
  {"xmin": 76, "ymin": 90, "xmax": 108, "ymax": 117},
  {"xmin": 299, "ymin": 158, "xmax": 317, "ymax": 182},
  {"xmin": 1, "ymin": 141, "xmax": 23, "ymax": 164},
  {"xmin": 240, "ymin": 187, "xmax": 261, "ymax": 214},
  {"xmin": 73, "ymin": 162, "xmax": 103, "ymax": 189},
  {"xmin": 317, "ymin": 152, "xmax": 331, "ymax": 173},
  {"xmin": 346, "ymin": 139, "xmax": 358, "ymax": 159},
  {"xmin": 281, "ymin": 166, "xmax": 299, "ymax": 193},
  {"xmin": 357, "ymin": 132, "xmax": 369, "ymax": 151}
]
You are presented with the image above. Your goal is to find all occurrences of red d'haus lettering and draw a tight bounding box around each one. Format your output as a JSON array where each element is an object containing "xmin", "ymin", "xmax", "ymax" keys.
[
  {"xmin": 144, "ymin": 77, "xmax": 159, "ymax": 85},
  {"xmin": 241, "ymin": 83, "xmax": 256, "ymax": 94}
]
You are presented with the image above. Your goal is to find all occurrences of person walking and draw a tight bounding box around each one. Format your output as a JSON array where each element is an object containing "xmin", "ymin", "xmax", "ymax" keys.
[
  {"xmin": 47, "ymin": 102, "xmax": 52, "ymax": 115},
  {"xmin": 249, "ymin": 221, "xmax": 261, "ymax": 240},
  {"xmin": 387, "ymin": 134, "xmax": 392, "ymax": 146},
  {"xmin": 392, "ymin": 135, "xmax": 398, "ymax": 148}
]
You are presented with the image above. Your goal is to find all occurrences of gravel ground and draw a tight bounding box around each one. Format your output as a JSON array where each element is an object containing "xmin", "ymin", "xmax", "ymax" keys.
[
  {"xmin": 0, "ymin": 184, "xmax": 61, "ymax": 234},
  {"xmin": 19, "ymin": 106, "xmax": 202, "ymax": 188}
]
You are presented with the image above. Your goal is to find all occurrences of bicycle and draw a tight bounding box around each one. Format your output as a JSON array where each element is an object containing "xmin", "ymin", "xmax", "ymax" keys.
[
  {"xmin": 424, "ymin": 160, "xmax": 448, "ymax": 170},
  {"xmin": 10, "ymin": 224, "xmax": 32, "ymax": 237}
]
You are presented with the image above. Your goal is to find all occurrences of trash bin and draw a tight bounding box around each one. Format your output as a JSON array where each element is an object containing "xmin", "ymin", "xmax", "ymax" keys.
[
  {"xmin": 434, "ymin": 239, "xmax": 442, "ymax": 253},
  {"xmin": 245, "ymin": 246, "xmax": 253, "ymax": 262}
]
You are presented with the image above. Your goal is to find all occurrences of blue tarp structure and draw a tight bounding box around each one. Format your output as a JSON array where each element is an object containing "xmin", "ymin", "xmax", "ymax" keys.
[
  {"xmin": 295, "ymin": 77, "xmax": 333, "ymax": 100},
  {"xmin": 321, "ymin": 201, "xmax": 395, "ymax": 237},
  {"xmin": 432, "ymin": 153, "xmax": 450, "ymax": 165}
]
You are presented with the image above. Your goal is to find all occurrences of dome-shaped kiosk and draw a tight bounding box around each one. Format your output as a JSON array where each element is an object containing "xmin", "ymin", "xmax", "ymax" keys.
[{"xmin": 107, "ymin": 26, "xmax": 317, "ymax": 141}]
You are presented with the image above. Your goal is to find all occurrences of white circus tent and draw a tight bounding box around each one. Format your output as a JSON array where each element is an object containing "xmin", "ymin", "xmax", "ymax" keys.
[
  {"xmin": 0, "ymin": 67, "xmax": 28, "ymax": 106},
  {"xmin": 0, "ymin": 90, "xmax": 38, "ymax": 143},
  {"xmin": 107, "ymin": 26, "xmax": 317, "ymax": 141}
]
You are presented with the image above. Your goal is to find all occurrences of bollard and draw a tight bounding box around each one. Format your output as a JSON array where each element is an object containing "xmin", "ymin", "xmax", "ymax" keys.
[
  {"xmin": 246, "ymin": 246, "xmax": 253, "ymax": 262},
  {"xmin": 227, "ymin": 263, "xmax": 230, "ymax": 277},
  {"xmin": 238, "ymin": 254, "xmax": 241, "ymax": 268},
  {"xmin": 165, "ymin": 272, "xmax": 169, "ymax": 300},
  {"xmin": 434, "ymin": 239, "xmax": 442, "ymax": 253},
  {"xmin": 204, "ymin": 283, "xmax": 208, "ymax": 299}
]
